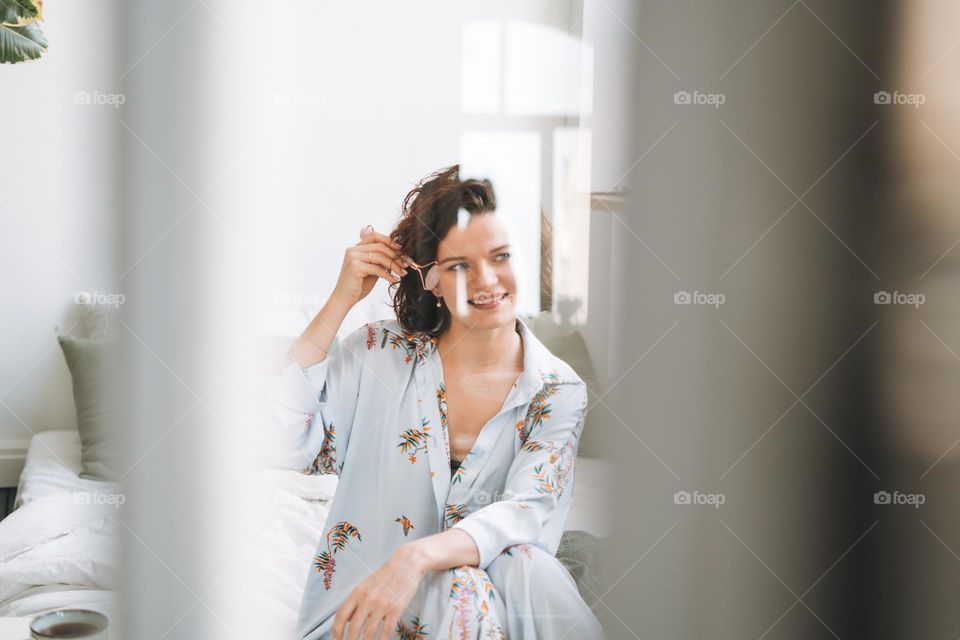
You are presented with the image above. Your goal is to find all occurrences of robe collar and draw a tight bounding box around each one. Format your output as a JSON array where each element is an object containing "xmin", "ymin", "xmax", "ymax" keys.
[
  {"xmin": 380, "ymin": 315, "xmax": 579, "ymax": 524},
  {"xmin": 381, "ymin": 314, "xmax": 578, "ymax": 402}
]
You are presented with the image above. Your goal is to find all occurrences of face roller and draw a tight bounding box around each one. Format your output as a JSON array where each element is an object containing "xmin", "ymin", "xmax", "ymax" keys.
[{"xmin": 403, "ymin": 257, "xmax": 440, "ymax": 290}]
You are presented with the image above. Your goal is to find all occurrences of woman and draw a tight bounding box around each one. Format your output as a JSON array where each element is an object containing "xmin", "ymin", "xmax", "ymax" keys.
[{"xmin": 270, "ymin": 165, "xmax": 606, "ymax": 639}]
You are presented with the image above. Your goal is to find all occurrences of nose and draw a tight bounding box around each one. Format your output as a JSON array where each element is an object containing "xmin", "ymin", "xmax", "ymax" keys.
[{"xmin": 471, "ymin": 260, "xmax": 498, "ymax": 289}]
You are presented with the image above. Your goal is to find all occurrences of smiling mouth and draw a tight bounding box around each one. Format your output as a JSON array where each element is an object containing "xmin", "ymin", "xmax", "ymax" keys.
[{"xmin": 468, "ymin": 292, "xmax": 509, "ymax": 306}]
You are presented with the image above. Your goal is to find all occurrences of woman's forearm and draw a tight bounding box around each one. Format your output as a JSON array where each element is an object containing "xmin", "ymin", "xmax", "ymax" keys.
[
  {"xmin": 405, "ymin": 528, "xmax": 481, "ymax": 574},
  {"xmin": 290, "ymin": 295, "xmax": 354, "ymax": 369}
]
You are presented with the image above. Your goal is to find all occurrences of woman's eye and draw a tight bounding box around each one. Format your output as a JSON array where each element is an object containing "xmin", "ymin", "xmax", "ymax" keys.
[{"xmin": 448, "ymin": 254, "xmax": 508, "ymax": 271}]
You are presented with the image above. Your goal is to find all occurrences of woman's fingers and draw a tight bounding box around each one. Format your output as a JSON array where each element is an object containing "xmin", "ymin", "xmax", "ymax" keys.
[
  {"xmin": 351, "ymin": 243, "xmax": 408, "ymax": 278},
  {"xmin": 363, "ymin": 262, "xmax": 401, "ymax": 284},
  {"xmin": 361, "ymin": 609, "xmax": 394, "ymax": 640},
  {"xmin": 354, "ymin": 255, "xmax": 402, "ymax": 284},
  {"xmin": 352, "ymin": 252, "xmax": 400, "ymax": 283},
  {"xmin": 379, "ymin": 611, "xmax": 401, "ymax": 640},
  {"xmin": 352, "ymin": 241, "xmax": 395, "ymax": 256},
  {"xmin": 347, "ymin": 606, "xmax": 373, "ymax": 640},
  {"xmin": 357, "ymin": 225, "xmax": 401, "ymax": 251},
  {"xmin": 357, "ymin": 225, "xmax": 408, "ymax": 272},
  {"xmin": 332, "ymin": 596, "xmax": 357, "ymax": 640}
]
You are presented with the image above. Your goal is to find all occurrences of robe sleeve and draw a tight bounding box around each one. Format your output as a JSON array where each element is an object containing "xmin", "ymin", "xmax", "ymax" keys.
[
  {"xmin": 266, "ymin": 323, "xmax": 369, "ymax": 475},
  {"xmin": 452, "ymin": 380, "xmax": 589, "ymax": 570}
]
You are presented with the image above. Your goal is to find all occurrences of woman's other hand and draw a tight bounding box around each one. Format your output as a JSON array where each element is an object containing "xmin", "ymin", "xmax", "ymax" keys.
[
  {"xmin": 331, "ymin": 225, "xmax": 408, "ymax": 308},
  {"xmin": 332, "ymin": 544, "xmax": 426, "ymax": 640}
]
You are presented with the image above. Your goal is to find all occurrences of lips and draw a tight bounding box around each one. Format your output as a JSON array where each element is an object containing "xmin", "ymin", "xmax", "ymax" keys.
[{"xmin": 468, "ymin": 292, "xmax": 508, "ymax": 305}]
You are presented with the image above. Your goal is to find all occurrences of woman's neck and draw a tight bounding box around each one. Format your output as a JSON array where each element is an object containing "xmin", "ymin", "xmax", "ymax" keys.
[{"xmin": 436, "ymin": 318, "xmax": 523, "ymax": 372}]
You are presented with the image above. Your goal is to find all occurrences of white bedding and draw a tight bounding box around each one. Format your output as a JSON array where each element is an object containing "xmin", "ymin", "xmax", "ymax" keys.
[
  {"xmin": 3, "ymin": 430, "xmax": 613, "ymax": 637},
  {"xmin": 242, "ymin": 469, "xmax": 339, "ymax": 638},
  {"xmin": 14, "ymin": 430, "xmax": 117, "ymax": 509},
  {"xmin": 0, "ymin": 493, "xmax": 120, "ymax": 621},
  {"xmin": 0, "ymin": 431, "xmax": 120, "ymax": 622}
]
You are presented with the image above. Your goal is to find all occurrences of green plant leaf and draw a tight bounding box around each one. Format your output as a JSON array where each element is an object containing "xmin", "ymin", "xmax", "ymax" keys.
[
  {"xmin": 0, "ymin": 22, "xmax": 47, "ymax": 63},
  {"xmin": 1, "ymin": 0, "xmax": 42, "ymax": 27}
]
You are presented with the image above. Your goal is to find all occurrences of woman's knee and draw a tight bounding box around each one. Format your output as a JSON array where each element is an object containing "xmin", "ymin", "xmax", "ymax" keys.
[{"xmin": 486, "ymin": 543, "xmax": 575, "ymax": 592}]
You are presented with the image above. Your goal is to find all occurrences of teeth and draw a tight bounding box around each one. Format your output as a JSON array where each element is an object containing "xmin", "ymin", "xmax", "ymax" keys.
[{"xmin": 471, "ymin": 293, "xmax": 505, "ymax": 304}]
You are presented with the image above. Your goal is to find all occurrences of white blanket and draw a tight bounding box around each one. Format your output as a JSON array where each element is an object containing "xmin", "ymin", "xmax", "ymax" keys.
[
  {"xmin": 242, "ymin": 469, "xmax": 339, "ymax": 638},
  {"xmin": 0, "ymin": 493, "xmax": 119, "ymax": 621}
]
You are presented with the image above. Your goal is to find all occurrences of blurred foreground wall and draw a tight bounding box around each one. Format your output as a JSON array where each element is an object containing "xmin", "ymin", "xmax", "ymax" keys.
[{"xmin": 593, "ymin": 1, "xmax": 911, "ymax": 638}]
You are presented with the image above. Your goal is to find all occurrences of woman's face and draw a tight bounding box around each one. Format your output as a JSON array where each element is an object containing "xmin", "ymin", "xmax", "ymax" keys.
[{"xmin": 430, "ymin": 213, "xmax": 517, "ymax": 331}]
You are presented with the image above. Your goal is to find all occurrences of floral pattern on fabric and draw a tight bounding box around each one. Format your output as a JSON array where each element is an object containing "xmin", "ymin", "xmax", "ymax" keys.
[
  {"xmin": 303, "ymin": 421, "xmax": 337, "ymax": 475},
  {"xmin": 398, "ymin": 418, "xmax": 432, "ymax": 464},
  {"xmin": 443, "ymin": 503, "xmax": 469, "ymax": 529},
  {"xmin": 395, "ymin": 615, "xmax": 429, "ymax": 639},
  {"xmin": 436, "ymin": 382, "xmax": 451, "ymax": 463},
  {"xmin": 515, "ymin": 370, "xmax": 562, "ymax": 445},
  {"xmin": 389, "ymin": 329, "xmax": 438, "ymax": 366},
  {"xmin": 522, "ymin": 439, "xmax": 575, "ymax": 497},
  {"xmin": 448, "ymin": 566, "xmax": 506, "ymax": 640},
  {"xmin": 313, "ymin": 521, "xmax": 361, "ymax": 591},
  {"xmin": 501, "ymin": 543, "xmax": 534, "ymax": 560},
  {"xmin": 395, "ymin": 515, "xmax": 414, "ymax": 537}
]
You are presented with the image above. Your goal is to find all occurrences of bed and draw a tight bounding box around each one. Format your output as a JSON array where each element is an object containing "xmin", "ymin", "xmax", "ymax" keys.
[
  {"xmin": 1, "ymin": 430, "xmax": 614, "ymax": 637},
  {"xmin": 0, "ymin": 430, "xmax": 120, "ymax": 621}
]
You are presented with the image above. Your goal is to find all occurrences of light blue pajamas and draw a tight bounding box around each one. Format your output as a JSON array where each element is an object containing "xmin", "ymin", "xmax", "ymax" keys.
[{"xmin": 269, "ymin": 316, "xmax": 606, "ymax": 639}]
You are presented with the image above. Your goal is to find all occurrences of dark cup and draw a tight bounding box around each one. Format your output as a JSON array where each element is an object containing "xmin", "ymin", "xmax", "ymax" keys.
[{"xmin": 30, "ymin": 609, "xmax": 109, "ymax": 639}]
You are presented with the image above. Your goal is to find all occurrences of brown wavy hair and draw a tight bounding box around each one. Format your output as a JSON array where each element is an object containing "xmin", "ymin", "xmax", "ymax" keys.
[{"xmin": 389, "ymin": 165, "xmax": 497, "ymax": 336}]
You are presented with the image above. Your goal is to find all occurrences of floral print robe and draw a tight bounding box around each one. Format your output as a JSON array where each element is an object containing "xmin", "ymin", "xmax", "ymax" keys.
[{"xmin": 269, "ymin": 316, "xmax": 606, "ymax": 639}]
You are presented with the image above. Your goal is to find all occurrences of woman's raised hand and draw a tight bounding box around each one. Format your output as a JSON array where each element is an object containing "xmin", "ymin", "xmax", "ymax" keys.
[{"xmin": 331, "ymin": 225, "xmax": 409, "ymax": 307}]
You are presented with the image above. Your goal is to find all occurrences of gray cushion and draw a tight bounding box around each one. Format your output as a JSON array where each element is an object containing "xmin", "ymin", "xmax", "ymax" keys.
[
  {"xmin": 58, "ymin": 335, "xmax": 119, "ymax": 480},
  {"xmin": 543, "ymin": 332, "xmax": 598, "ymax": 392},
  {"xmin": 556, "ymin": 529, "xmax": 604, "ymax": 606}
]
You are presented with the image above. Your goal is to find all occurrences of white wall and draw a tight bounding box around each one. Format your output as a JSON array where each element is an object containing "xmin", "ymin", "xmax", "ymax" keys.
[
  {"xmin": 0, "ymin": 1, "xmax": 120, "ymax": 446},
  {"xmin": 241, "ymin": 0, "xmax": 586, "ymax": 337}
]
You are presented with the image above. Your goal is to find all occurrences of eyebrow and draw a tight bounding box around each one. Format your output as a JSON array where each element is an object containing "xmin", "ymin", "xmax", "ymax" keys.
[{"xmin": 439, "ymin": 244, "xmax": 511, "ymax": 265}]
